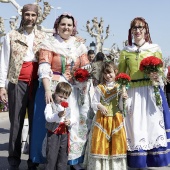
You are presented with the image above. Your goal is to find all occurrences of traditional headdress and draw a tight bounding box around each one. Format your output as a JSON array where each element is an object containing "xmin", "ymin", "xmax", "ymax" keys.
[
  {"xmin": 19, "ymin": 4, "xmax": 38, "ymax": 28},
  {"xmin": 53, "ymin": 12, "xmax": 77, "ymax": 36},
  {"xmin": 128, "ymin": 17, "xmax": 152, "ymax": 46}
]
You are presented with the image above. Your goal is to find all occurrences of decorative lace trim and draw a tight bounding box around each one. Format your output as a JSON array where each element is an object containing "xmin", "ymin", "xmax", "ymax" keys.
[
  {"xmin": 90, "ymin": 153, "xmax": 126, "ymax": 160},
  {"xmin": 167, "ymin": 138, "xmax": 170, "ymax": 142},
  {"xmin": 128, "ymin": 149, "xmax": 170, "ymax": 156},
  {"xmin": 124, "ymin": 43, "xmax": 161, "ymax": 53},
  {"xmin": 127, "ymin": 134, "xmax": 167, "ymax": 151},
  {"xmin": 96, "ymin": 86, "xmax": 119, "ymax": 104},
  {"xmin": 111, "ymin": 122, "xmax": 124, "ymax": 137},
  {"xmin": 94, "ymin": 121, "xmax": 123, "ymax": 141},
  {"xmin": 166, "ymin": 129, "xmax": 170, "ymax": 132}
]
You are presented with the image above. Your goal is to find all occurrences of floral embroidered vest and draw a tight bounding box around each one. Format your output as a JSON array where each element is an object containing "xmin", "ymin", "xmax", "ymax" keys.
[{"xmin": 7, "ymin": 28, "xmax": 46, "ymax": 84}]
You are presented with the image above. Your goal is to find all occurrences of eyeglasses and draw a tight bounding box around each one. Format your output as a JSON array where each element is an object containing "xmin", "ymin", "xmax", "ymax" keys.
[{"xmin": 132, "ymin": 26, "xmax": 144, "ymax": 31}]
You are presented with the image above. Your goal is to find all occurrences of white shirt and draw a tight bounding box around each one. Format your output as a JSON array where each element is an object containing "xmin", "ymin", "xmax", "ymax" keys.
[
  {"xmin": 44, "ymin": 103, "xmax": 71, "ymax": 123},
  {"xmin": 0, "ymin": 31, "xmax": 36, "ymax": 87},
  {"xmin": 24, "ymin": 30, "xmax": 37, "ymax": 62}
]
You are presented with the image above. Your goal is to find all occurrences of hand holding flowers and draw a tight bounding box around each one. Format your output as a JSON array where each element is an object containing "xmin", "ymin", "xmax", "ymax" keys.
[
  {"xmin": 139, "ymin": 56, "xmax": 163, "ymax": 106},
  {"xmin": 58, "ymin": 110, "xmax": 66, "ymax": 118},
  {"xmin": 149, "ymin": 72, "xmax": 160, "ymax": 85},
  {"xmin": 115, "ymin": 73, "xmax": 131, "ymax": 116},
  {"xmin": 60, "ymin": 101, "xmax": 70, "ymax": 126},
  {"xmin": 139, "ymin": 56, "xmax": 163, "ymax": 86}
]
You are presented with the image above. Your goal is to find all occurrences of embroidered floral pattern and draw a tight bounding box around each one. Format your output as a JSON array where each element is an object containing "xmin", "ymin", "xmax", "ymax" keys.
[{"xmin": 8, "ymin": 29, "xmax": 46, "ymax": 84}]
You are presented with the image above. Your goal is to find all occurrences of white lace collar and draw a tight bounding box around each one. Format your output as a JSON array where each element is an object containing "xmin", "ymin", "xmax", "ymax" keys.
[
  {"xmin": 123, "ymin": 42, "xmax": 161, "ymax": 53},
  {"xmin": 40, "ymin": 35, "xmax": 86, "ymax": 62},
  {"xmin": 106, "ymin": 81, "xmax": 115, "ymax": 87}
]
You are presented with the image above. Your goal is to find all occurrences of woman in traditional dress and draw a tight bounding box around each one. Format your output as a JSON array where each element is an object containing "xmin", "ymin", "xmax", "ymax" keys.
[
  {"xmin": 30, "ymin": 13, "xmax": 90, "ymax": 170},
  {"xmin": 118, "ymin": 17, "xmax": 170, "ymax": 169}
]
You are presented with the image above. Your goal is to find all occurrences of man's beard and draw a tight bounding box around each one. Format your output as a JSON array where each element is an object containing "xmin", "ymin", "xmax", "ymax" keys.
[{"xmin": 22, "ymin": 20, "xmax": 36, "ymax": 28}]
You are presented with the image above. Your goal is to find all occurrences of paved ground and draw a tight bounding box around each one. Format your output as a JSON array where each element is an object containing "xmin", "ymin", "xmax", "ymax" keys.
[
  {"xmin": 0, "ymin": 111, "xmax": 170, "ymax": 170},
  {"xmin": 0, "ymin": 111, "xmax": 29, "ymax": 170},
  {"xmin": 0, "ymin": 112, "xmax": 70, "ymax": 170}
]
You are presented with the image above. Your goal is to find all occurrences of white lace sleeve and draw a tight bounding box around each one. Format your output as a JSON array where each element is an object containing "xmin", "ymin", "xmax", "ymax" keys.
[
  {"xmin": 91, "ymin": 87, "xmax": 101, "ymax": 111},
  {"xmin": 38, "ymin": 63, "xmax": 53, "ymax": 81}
]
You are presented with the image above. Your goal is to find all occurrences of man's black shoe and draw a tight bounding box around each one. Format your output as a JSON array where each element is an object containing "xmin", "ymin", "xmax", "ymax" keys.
[
  {"xmin": 27, "ymin": 168, "xmax": 37, "ymax": 170},
  {"xmin": 27, "ymin": 166, "xmax": 38, "ymax": 170}
]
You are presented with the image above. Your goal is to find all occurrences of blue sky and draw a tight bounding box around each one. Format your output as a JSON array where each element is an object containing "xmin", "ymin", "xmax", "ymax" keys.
[{"xmin": 0, "ymin": 0, "xmax": 170, "ymax": 58}]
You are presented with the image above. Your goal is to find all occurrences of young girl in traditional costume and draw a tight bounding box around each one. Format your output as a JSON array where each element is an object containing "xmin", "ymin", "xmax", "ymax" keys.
[{"xmin": 85, "ymin": 61, "xmax": 127, "ymax": 170}]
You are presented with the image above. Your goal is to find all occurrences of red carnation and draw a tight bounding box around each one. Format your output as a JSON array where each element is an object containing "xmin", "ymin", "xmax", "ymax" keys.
[
  {"xmin": 61, "ymin": 101, "xmax": 69, "ymax": 108},
  {"xmin": 139, "ymin": 56, "xmax": 163, "ymax": 106},
  {"xmin": 139, "ymin": 56, "xmax": 163, "ymax": 74},
  {"xmin": 74, "ymin": 68, "xmax": 90, "ymax": 82},
  {"xmin": 115, "ymin": 73, "xmax": 131, "ymax": 85},
  {"xmin": 115, "ymin": 73, "xmax": 130, "ymax": 117}
]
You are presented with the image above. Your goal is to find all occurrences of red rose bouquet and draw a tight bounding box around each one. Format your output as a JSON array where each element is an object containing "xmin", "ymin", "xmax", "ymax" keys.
[
  {"xmin": 139, "ymin": 56, "xmax": 163, "ymax": 74},
  {"xmin": 73, "ymin": 68, "xmax": 90, "ymax": 105},
  {"xmin": 115, "ymin": 73, "xmax": 131, "ymax": 86},
  {"xmin": 139, "ymin": 56, "xmax": 163, "ymax": 106},
  {"xmin": 115, "ymin": 73, "xmax": 131, "ymax": 116},
  {"xmin": 74, "ymin": 68, "xmax": 90, "ymax": 82}
]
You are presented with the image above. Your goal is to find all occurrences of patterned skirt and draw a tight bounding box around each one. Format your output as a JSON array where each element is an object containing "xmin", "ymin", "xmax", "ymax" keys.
[
  {"xmin": 125, "ymin": 86, "xmax": 170, "ymax": 168},
  {"xmin": 84, "ymin": 111, "xmax": 127, "ymax": 170}
]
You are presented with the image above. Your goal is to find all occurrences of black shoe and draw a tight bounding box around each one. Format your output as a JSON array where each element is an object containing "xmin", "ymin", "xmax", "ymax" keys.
[
  {"xmin": 27, "ymin": 165, "xmax": 38, "ymax": 170},
  {"xmin": 7, "ymin": 166, "xmax": 19, "ymax": 170},
  {"xmin": 70, "ymin": 165, "xmax": 85, "ymax": 170},
  {"xmin": 70, "ymin": 166, "xmax": 75, "ymax": 170},
  {"xmin": 27, "ymin": 167, "xmax": 37, "ymax": 170},
  {"xmin": 27, "ymin": 159, "xmax": 39, "ymax": 170},
  {"xmin": 27, "ymin": 162, "xmax": 39, "ymax": 170}
]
